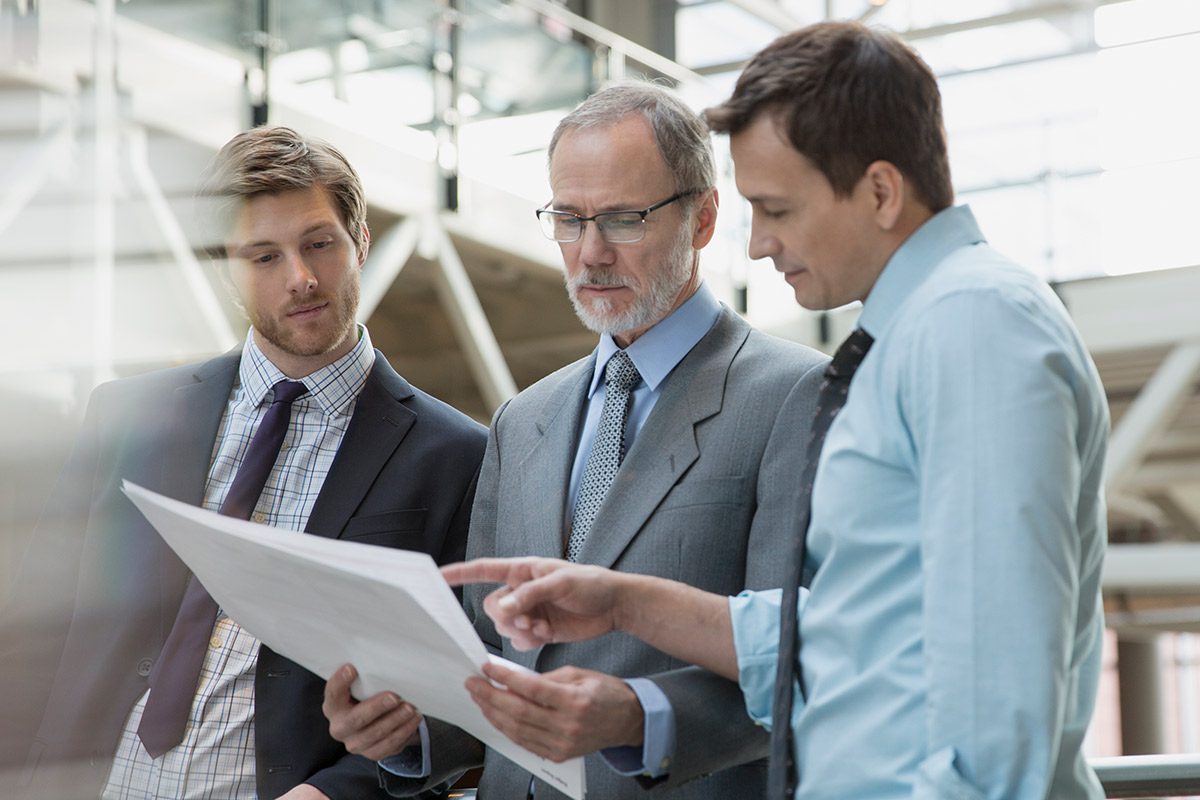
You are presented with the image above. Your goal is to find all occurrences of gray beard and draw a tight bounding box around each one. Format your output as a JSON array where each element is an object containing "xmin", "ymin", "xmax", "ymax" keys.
[{"xmin": 566, "ymin": 224, "xmax": 695, "ymax": 338}]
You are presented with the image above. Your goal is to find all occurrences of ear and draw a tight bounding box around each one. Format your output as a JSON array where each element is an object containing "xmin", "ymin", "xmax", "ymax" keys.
[
  {"xmin": 863, "ymin": 160, "xmax": 906, "ymax": 231},
  {"xmin": 690, "ymin": 188, "xmax": 720, "ymax": 249},
  {"xmin": 356, "ymin": 223, "xmax": 371, "ymax": 266}
]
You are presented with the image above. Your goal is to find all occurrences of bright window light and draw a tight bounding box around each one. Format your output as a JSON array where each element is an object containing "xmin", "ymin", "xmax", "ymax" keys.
[
  {"xmin": 1095, "ymin": 0, "xmax": 1200, "ymax": 47},
  {"xmin": 1098, "ymin": 31, "xmax": 1200, "ymax": 170}
]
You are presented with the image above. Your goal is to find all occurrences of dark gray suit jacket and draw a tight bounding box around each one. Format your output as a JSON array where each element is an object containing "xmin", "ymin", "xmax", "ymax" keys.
[
  {"xmin": 0, "ymin": 349, "xmax": 486, "ymax": 800},
  {"xmin": 384, "ymin": 308, "xmax": 827, "ymax": 799}
]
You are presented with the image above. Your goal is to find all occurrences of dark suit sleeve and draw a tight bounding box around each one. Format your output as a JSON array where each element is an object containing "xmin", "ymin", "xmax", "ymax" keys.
[
  {"xmin": 377, "ymin": 402, "xmax": 508, "ymax": 798},
  {"xmin": 0, "ymin": 383, "xmax": 106, "ymax": 767},
  {"xmin": 642, "ymin": 363, "xmax": 826, "ymax": 789}
]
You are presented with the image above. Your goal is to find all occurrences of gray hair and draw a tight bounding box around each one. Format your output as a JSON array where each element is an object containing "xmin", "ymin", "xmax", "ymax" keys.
[{"xmin": 547, "ymin": 82, "xmax": 716, "ymax": 205}]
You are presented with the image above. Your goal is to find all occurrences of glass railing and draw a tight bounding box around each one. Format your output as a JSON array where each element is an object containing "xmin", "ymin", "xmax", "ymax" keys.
[{"xmin": 113, "ymin": 0, "xmax": 600, "ymax": 127}]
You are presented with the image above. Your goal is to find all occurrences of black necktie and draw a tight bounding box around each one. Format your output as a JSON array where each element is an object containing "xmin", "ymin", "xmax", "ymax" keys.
[
  {"xmin": 137, "ymin": 379, "xmax": 307, "ymax": 758},
  {"xmin": 767, "ymin": 328, "xmax": 874, "ymax": 799}
]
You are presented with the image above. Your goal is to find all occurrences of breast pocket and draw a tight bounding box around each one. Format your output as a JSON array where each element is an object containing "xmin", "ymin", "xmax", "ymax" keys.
[
  {"xmin": 658, "ymin": 476, "xmax": 749, "ymax": 510},
  {"xmin": 341, "ymin": 508, "xmax": 428, "ymax": 547},
  {"xmin": 655, "ymin": 476, "xmax": 755, "ymax": 592}
]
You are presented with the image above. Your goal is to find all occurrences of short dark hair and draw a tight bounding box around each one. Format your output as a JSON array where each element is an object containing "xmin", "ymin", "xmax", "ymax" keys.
[
  {"xmin": 706, "ymin": 21, "xmax": 953, "ymax": 212},
  {"xmin": 199, "ymin": 126, "xmax": 368, "ymax": 258}
]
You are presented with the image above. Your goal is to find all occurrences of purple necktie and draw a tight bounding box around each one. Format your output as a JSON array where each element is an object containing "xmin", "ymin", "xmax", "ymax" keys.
[
  {"xmin": 137, "ymin": 379, "xmax": 307, "ymax": 758},
  {"xmin": 767, "ymin": 328, "xmax": 873, "ymax": 800}
]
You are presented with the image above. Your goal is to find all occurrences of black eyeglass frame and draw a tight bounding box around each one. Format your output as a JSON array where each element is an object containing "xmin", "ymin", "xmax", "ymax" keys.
[{"xmin": 535, "ymin": 189, "xmax": 702, "ymax": 244}]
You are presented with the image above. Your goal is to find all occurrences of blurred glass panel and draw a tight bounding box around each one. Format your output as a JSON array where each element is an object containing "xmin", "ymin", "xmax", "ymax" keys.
[
  {"xmin": 454, "ymin": 2, "xmax": 592, "ymax": 120},
  {"xmin": 114, "ymin": 0, "xmax": 594, "ymax": 125},
  {"xmin": 781, "ymin": 0, "xmax": 830, "ymax": 23},
  {"xmin": 1098, "ymin": 30, "xmax": 1200, "ymax": 170},
  {"xmin": 914, "ymin": 17, "xmax": 1079, "ymax": 73},
  {"xmin": 1095, "ymin": 0, "xmax": 1200, "ymax": 47},
  {"xmin": 959, "ymin": 182, "xmax": 1052, "ymax": 277},
  {"xmin": 1045, "ymin": 173, "xmax": 1103, "ymax": 282},
  {"xmin": 1098, "ymin": 157, "xmax": 1200, "ymax": 275},
  {"xmin": 835, "ymin": 0, "xmax": 1019, "ymax": 30},
  {"xmin": 115, "ymin": 0, "xmax": 252, "ymax": 61},
  {"xmin": 676, "ymin": 3, "xmax": 779, "ymax": 70},
  {"xmin": 940, "ymin": 53, "xmax": 1099, "ymax": 190}
]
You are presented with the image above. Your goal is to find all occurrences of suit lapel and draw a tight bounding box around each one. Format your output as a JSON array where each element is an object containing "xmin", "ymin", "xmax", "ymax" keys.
[
  {"xmin": 515, "ymin": 357, "xmax": 594, "ymax": 559},
  {"xmin": 305, "ymin": 353, "xmax": 416, "ymax": 539},
  {"xmin": 573, "ymin": 310, "xmax": 751, "ymax": 569},
  {"xmin": 159, "ymin": 352, "xmax": 240, "ymax": 505},
  {"xmin": 152, "ymin": 351, "xmax": 239, "ymax": 603}
]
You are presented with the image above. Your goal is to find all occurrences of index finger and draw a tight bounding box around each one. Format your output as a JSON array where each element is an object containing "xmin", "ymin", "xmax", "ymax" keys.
[{"xmin": 441, "ymin": 557, "xmax": 535, "ymax": 587}]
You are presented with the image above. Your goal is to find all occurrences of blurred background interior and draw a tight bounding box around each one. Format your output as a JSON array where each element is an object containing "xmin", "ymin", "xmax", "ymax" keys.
[{"xmin": 1, "ymin": 0, "xmax": 1199, "ymax": 790}]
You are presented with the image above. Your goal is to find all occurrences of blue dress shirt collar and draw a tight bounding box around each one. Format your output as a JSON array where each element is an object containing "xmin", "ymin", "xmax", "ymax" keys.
[
  {"xmin": 587, "ymin": 282, "xmax": 722, "ymax": 397},
  {"xmin": 858, "ymin": 205, "xmax": 986, "ymax": 340}
]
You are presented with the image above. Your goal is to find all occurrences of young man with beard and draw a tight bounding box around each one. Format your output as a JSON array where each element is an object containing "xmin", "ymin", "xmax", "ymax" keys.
[
  {"xmin": 0, "ymin": 126, "xmax": 486, "ymax": 800},
  {"xmin": 322, "ymin": 83, "xmax": 828, "ymax": 800}
]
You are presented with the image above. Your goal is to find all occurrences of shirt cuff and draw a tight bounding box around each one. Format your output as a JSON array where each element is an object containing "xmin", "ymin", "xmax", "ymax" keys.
[
  {"xmin": 600, "ymin": 678, "xmax": 676, "ymax": 778},
  {"xmin": 729, "ymin": 588, "xmax": 787, "ymax": 730},
  {"xmin": 377, "ymin": 718, "xmax": 431, "ymax": 778}
]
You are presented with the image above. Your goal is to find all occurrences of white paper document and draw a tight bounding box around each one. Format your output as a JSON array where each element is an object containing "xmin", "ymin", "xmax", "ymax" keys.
[{"xmin": 122, "ymin": 481, "xmax": 585, "ymax": 799}]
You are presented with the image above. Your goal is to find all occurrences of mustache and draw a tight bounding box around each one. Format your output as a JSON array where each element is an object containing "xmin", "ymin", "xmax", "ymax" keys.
[
  {"xmin": 568, "ymin": 270, "xmax": 629, "ymax": 289},
  {"xmin": 284, "ymin": 297, "xmax": 329, "ymax": 314}
]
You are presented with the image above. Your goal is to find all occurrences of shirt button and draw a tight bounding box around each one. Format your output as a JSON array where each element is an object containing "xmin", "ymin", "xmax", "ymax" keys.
[
  {"xmin": 210, "ymin": 635, "xmax": 223, "ymax": 649},
  {"xmin": 252, "ymin": 512, "xmax": 267, "ymax": 524},
  {"xmin": 136, "ymin": 658, "xmax": 153, "ymax": 677}
]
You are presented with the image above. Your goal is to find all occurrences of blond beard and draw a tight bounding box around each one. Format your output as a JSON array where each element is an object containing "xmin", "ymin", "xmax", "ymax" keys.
[{"xmin": 248, "ymin": 272, "xmax": 360, "ymax": 359}]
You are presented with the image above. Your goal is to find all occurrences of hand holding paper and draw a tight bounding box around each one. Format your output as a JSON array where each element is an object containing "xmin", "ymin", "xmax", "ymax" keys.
[
  {"xmin": 323, "ymin": 664, "xmax": 423, "ymax": 762},
  {"xmin": 122, "ymin": 481, "xmax": 585, "ymax": 799}
]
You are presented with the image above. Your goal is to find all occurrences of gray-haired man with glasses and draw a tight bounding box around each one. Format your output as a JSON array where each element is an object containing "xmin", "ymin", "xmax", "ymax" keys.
[{"xmin": 322, "ymin": 81, "xmax": 827, "ymax": 800}]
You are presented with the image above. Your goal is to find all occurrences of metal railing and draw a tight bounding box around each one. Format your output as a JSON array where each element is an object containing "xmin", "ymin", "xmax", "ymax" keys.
[
  {"xmin": 1093, "ymin": 754, "xmax": 1200, "ymax": 798},
  {"xmin": 438, "ymin": 757, "xmax": 1200, "ymax": 799}
]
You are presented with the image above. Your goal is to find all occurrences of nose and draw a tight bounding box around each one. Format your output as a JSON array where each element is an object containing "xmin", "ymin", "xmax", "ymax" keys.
[
  {"xmin": 746, "ymin": 223, "xmax": 779, "ymax": 262},
  {"xmin": 284, "ymin": 252, "xmax": 318, "ymax": 294},
  {"xmin": 577, "ymin": 221, "xmax": 615, "ymax": 267}
]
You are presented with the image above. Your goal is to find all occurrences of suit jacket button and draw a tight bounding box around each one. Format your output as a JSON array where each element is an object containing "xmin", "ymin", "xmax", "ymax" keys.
[{"xmin": 136, "ymin": 658, "xmax": 153, "ymax": 677}]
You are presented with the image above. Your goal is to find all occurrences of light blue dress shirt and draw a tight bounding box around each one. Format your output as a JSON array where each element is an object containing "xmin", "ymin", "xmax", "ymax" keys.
[
  {"xmin": 729, "ymin": 206, "xmax": 1109, "ymax": 799},
  {"xmin": 382, "ymin": 284, "xmax": 722, "ymax": 784}
]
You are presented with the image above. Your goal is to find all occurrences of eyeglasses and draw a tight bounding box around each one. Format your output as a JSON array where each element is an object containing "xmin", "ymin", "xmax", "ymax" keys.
[{"xmin": 535, "ymin": 189, "xmax": 700, "ymax": 244}]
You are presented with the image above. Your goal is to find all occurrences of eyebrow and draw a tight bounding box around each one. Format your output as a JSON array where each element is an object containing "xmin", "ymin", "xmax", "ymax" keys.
[
  {"xmin": 744, "ymin": 195, "xmax": 788, "ymax": 206},
  {"xmin": 233, "ymin": 222, "xmax": 338, "ymax": 253},
  {"xmin": 552, "ymin": 200, "xmax": 651, "ymax": 214}
]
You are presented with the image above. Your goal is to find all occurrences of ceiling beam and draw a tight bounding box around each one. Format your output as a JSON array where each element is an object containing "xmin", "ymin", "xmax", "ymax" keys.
[
  {"xmin": 1105, "ymin": 543, "xmax": 1200, "ymax": 593},
  {"xmin": 1145, "ymin": 489, "xmax": 1200, "ymax": 542},
  {"xmin": 1107, "ymin": 344, "xmax": 1200, "ymax": 495}
]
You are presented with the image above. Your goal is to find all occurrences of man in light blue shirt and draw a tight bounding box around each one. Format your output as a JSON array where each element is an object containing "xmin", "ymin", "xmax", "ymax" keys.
[
  {"xmin": 322, "ymin": 82, "xmax": 827, "ymax": 799},
  {"xmin": 444, "ymin": 21, "xmax": 1109, "ymax": 800}
]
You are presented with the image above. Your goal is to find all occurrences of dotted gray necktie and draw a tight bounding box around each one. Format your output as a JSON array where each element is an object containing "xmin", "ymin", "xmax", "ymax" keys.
[
  {"xmin": 768, "ymin": 328, "xmax": 874, "ymax": 799},
  {"xmin": 566, "ymin": 351, "xmax": 642, "ymax": 562},
  {"xmin": 137, "ymin": 379, "xmax": 307, "ymax": 758}
]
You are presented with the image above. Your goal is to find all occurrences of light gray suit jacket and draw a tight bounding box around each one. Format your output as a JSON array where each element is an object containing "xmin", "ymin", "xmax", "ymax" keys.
[{"xmin": 384, "ymin": 306, "xmax": 827, "ymax": 799}]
